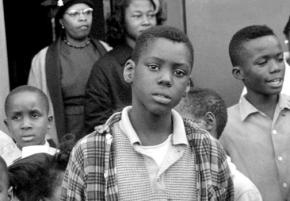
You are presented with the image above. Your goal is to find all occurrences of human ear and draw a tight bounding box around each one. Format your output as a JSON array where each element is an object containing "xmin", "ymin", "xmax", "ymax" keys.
[
  {"xmin": 232, "ymin": 66, "xmax": 244, "ymax": 81},
  {"xmin": 47, "ymin": 116, "xmax": 53, "ymax": 129},
  {"xmin": 59, "ymin": 19, "xmax": 64, "ymax": 29},
  {"xmin": 7, "ymin": 186, "xmax": 16, "ymax": 201},
  {"xmin": 4, "ymin": 119, "xmax": 8, "ymax": 128},
  {"xmin": 204, "ymin": 112, "xmax": 216, "ymax": 136},
  {"xmin": 123, "ymin": 59, "xmax": 136, "ymax": 83}
]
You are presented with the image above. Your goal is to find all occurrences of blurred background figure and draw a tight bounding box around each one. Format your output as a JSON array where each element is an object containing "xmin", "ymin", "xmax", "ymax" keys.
[
  {"xmin": 84, "ymin": 0, "xmax": 165, "ymax": 132},
  {"xmin": 175, "ymin": 88, "xmax": 263, "ymax": 201},
  {"xmin": 28, "ymin": 0, "xmax": 111, "ymax": 145}
]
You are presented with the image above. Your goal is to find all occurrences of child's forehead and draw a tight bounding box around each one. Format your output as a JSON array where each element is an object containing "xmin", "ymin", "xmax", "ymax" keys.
[
  {"xmin": 140, "ymin": 38, "xmax": 191, "ymax": 63},
  {"xmin": 8, "ymin": 91, "xmax": 46, "ymax": 111}
]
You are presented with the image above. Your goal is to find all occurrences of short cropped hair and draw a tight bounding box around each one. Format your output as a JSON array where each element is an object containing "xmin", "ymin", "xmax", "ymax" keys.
[
  {"xmin": 131, "ymin": 25, "xmax": 194, "ymax": 67},
  {"xmin": 176, "ymin": 88, "xmax": 227, "ymax": 139},
  {"xmin": 229, "ymin": 25, "xmax": 276, "ymax": 67},
  {"xmin": 4, "ymin": 85, "xmax": 49, "ymax": 115},
  {"xmin": 284, "ymin": 16, "xmax": 290, "ymax": 36},
  {"xmin": 0, "ymin": 156, "xmax": 9, "ymax": 187},
  {"xmin": 106, "ymin": 0, "xmax": 164, "ymax": 47}
]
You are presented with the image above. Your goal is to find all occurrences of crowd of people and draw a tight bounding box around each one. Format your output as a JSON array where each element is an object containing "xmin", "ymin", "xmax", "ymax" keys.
[{"xmin": 1, "ymin": 0, "xmax": 290, "ymax": 200}]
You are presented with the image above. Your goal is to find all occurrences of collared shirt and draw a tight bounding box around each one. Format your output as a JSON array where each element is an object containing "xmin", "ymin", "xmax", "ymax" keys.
[
  {"xmin": 227, "ymin": 156, "xmax": 263, "ymax": 201},
  {"xmin": 118, "ymin": 107, "xmax": 194, "ymax": 198},
  {"xmin": 21, "ymin": 141, "xmax": 58, "ymax": 159},
  {"xmin": 220, "ymin": 94, "xmax": 290, "ymax": 201},
  {"xmin": 61, "ymin": 109, "xmax": 233, "ymax": 201}
]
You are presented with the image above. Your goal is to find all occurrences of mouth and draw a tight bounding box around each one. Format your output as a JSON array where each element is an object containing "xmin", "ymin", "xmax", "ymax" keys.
[
  {"xmin": 152, "ymin": 93, "xmax": 172, "ymax": 104},
  {"xmin": 79, "ymin": 25, "xmax": 89, "ymax": 30},
  {"xmin": 21, "ymin": 135, "xmax": 35, "ymax": 142},
  {"xmin": 266, "ymin": 78, "xmax": 283, "ymax": 88}
]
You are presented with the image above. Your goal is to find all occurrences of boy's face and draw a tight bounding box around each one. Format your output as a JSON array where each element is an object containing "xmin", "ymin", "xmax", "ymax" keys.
[
  {"xmin": 124, "ymin": 0, "xmax": 157, "ymax": 41},
  {"xmin": 236, "ymin": 35, "xmax": 285, "ymax": 96},
  {"xmin": 5, "ymin": 91, "xmax": 52, "ymax": 149},
  {"xmin": 129, "ymin": 38, "xmax": 192, "ymax": 115}
]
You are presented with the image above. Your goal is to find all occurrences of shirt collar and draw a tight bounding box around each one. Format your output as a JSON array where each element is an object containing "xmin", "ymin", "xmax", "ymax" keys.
[
  {"xmin": 239, "ymin": 94, "xmax": 290, "ymax": 121},
  {"xmin": 21, "ymin": 141, "xmax": 50, "ymax": 158},
  {"xmin": 119, "ymin": 106, "xmax": 188, "ymax": 146}
]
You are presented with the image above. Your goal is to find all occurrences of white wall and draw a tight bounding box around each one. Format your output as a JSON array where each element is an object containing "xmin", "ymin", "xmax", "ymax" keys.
[
  {"xmin": 0, "ymin": 0, "xmax": 10, "ymax": 132},
  {"xmin": 185, "ymin": 0, "xmax": 290, "ymax": 106}
]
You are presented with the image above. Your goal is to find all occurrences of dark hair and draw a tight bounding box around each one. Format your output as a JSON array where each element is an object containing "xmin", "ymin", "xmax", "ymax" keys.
[
  {"xmin": 8, "ymin": 135, "xmax": 73, "ymax": 201},
  {"xmin": 0, "ymin": 156, "xmax": 9, "ymax": 187},
  {"xmin": 229, "ymin": 25, "xmax": 276, "ymax": 67},
  {"xmin": 176, "ymin": 88, "xmax": 227, "ymax": 139},
  {"xmin": 5, "ymin": 85, "xmax": 50, "ymax": 115},
  {"xmin": 283, "ymin": 16, "xmax": 290, "ymax": 36},
  {"xmin": 106, "ymin": 0, "xmax": 164, "ymax": 47},
  {"xmin": 131, "ymin": 25, "xmax": 194, "ymax": 67}
]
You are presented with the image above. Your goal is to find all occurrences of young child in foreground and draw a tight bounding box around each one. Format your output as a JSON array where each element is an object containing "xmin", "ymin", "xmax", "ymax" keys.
[
  {"xmin": 175, "ymin": 88, "xmax": 263, "ymax": 201},
  {"xmin": 8, "ymin": 140, "xmax": 72, "ymax": 201},
  {"xmin": 61, "ymin": 25, "xmax": 233, "ymax": 200},
  {"xmin": 3, "ymin": 85, "xmax": 58, "ymax": 164},
  {"xmin": 0, "ymin": 156, "xmax": 13, "ymax": 201}
]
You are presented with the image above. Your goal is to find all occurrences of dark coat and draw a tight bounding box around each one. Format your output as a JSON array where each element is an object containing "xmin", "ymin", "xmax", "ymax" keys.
[{"xmin": 84, "ymin": 44, "xmax": 133, "ymax": 132}]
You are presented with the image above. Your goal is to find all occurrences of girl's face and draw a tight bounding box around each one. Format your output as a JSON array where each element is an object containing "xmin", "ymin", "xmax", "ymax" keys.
[
  {"xmin": 124, "ymin": 0, "xmax": 157, "ymax": 42},
  {"xmin": 60, "ymin": 3, "xmax": 93, "ymax": 42}
]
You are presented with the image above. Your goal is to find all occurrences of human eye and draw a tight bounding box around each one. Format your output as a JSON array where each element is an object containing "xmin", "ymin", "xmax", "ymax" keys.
[
  {"xmin": 255, "ymin": 58, "xmax": 268, "ymax": 66},
  {"xmin": 276, "ymin": 54, "xmax": 284, "ymax": 63},
  {"xmin": 30, "ymin": 111, "xmax": 41, "ymax": 119},
  {"xmin": 11, "ymin": 113, "xmax": 21, "ymax": 121},
  {"xmin": 147, "ymin": 12, "xmax": 156, "ymax": 19},
  {"xmin": 147, "ymin": 63, "xmax": 160, "ymax": 71},
  {"xmin": 132, "ymin": 13, "xmax": 142, "ymax": 18},
  {"xmin": 66, "ymin": 10, "xmax": 79, "ymax": 17},
  {"xmin": 83, "ymin": 8, "xmax": 93, "ymax": 16},
  {"xmin": 174, "ymin": 69, "xmax": 187, "ymax": 77}
]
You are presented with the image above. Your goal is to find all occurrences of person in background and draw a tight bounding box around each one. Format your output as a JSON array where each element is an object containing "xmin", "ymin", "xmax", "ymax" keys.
[
  {"xmin": 0, "ymin": 156, "xmax": 13, "ymax": 201},
  {"xmin": 175, "ymin": 88, "xmax": 263, "ymax": 201},
  {"xmin": 62, "ymin": 25, "xmax": 233, "ymax": 201},
  {"xmin": 28, "ymin": 0, "xmax": 111, "ymax": 145},
  {"xmin": 220, "ymin": 25, "xmax": 290, "ymax": 201},
  {"xmin": 241, "ymin": 17, "xmax": 290, "ymax": 97},
  {"xmin": 84, "ymin": 0, "xmax": 164, "ymax": 132},
  {"xmin": 4, "ymin": 85, "xmax": 58, "ymax": 164}
]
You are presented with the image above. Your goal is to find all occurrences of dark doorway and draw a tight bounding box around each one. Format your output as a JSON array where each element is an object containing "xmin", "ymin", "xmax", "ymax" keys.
[{"xmin": 3, "ymin": 0, "xmax": 105, "ymax": 90}]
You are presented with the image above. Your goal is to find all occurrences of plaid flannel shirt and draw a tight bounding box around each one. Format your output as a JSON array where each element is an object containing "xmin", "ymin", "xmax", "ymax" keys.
[{"xmin": 61, "ymin": 112, "xmax": 234, "ymax": 201}]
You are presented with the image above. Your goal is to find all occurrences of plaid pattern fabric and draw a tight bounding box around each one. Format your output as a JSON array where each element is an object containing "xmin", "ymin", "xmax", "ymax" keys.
[{"xmin": 61, "ymin": 112, "xmax": 234, "ymax": 201}]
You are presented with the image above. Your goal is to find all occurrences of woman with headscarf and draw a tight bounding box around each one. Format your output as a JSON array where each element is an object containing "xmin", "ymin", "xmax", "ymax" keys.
[{"xmin": 28, "ymin": 0, "xmax": 111, "ymax": 145}]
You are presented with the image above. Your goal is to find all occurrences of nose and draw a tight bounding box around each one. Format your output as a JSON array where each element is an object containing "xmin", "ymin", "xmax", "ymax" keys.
[
  {"xmin": 142, "ymin": 15, "xmax": 151, "ymax": 26},
  {"xmin": 158, "ymin": 69, "xmax": 173, "ymax": 87},
  {"xmin": 78, "ymin": 12, "xmax": 87, "ymax": 21},
  {"xmin": 270, "ymin": 59, "xmax": 284, "ymax": 73},
  {"xmin": 21, "ymin": 117, "xmax": 32, "ymax": 130}
]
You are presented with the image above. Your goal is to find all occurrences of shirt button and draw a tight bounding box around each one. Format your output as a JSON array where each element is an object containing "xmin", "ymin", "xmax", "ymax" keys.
[
  {"xmin": 283, "ymin": 182, "xmax": 288, "ymax": 188},
  {"xmin": 278, "ymin": 156, "xmax": 283, "ymax": 161},
  {"xmin": 272, "ymin": 130, "xmax": 277, "ymax": 135}
]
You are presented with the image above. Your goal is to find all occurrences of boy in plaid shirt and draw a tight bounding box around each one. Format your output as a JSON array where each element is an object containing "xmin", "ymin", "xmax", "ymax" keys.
[{"xmin": 62, "ymin": 25, "xmax": 233, "ymax": 201}]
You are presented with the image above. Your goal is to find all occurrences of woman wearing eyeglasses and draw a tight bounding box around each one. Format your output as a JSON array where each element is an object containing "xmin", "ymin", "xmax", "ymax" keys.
[{"xmin": 27, "ymin": 0, "xmax": 111, "ymax": 146}]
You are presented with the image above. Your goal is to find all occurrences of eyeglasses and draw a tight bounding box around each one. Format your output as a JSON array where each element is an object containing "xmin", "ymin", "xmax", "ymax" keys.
[{"xmin": 65, "ymin": 8, "xmax": 93, "ymax": 18}]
